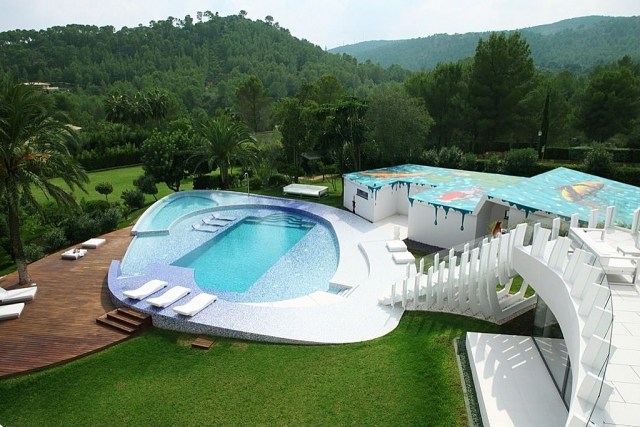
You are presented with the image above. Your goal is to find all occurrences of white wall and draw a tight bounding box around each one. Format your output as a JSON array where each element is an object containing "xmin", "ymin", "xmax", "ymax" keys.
[{"xmin": 408, "ymin": 201, "xmax": 478, "ymax": 248}]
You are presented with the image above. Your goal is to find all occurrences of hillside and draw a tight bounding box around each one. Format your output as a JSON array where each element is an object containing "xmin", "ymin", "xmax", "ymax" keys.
[{"xmin": 330, "ymin": 16, "xmax": 640, "ymax": 72}]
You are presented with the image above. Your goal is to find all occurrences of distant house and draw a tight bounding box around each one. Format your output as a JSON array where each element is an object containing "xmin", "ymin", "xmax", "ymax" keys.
[{"xmin": 23, "ymin": 82, "xmax": 61, "ymax": 93}]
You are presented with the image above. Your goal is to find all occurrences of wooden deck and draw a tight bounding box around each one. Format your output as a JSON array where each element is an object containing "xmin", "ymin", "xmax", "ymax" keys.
[{"xmin": 0, "ymin": 227, "xmax": 134, "ymax": 378}]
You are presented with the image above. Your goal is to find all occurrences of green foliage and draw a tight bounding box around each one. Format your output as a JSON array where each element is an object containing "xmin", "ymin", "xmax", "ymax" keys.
[
  {"xmin": 120, "ymin": 188, "xmax": 145, "ymax": 212},
  {"xmin": 40, "ymin": 227, "xmax": 69, "ymax": 253},
  {"xmin": 469, "ymin": 32, "xmax": 535, "ymax": 152},
  {"xmin": 581, "ymin": 145, "xmax": 614, "ymax": 178},
  {"xmin": 234, "ymin": 74, "xmax": 271, "ymax": 132},
  {"xmin": 501, "ymin": 148, "xmax": 540, "ymax": 176},
  {"xmin": 23, "ymin": 243, "xmax": 44, "ymax": 264},
  {"xmin": 82, "ymin": 199, "xmax": 111, "ymax": 214},
  {"xmin": 142, "ymin": 130, "xmax": 195, "ymax": 192},
  {"xmin": 133, "ymin": 174, "xmax": 159, "ymax": 200},
  {"xmin": 94, "ymin": 182, "xmax": 113, "ymax": 201},
  {"xmin": 249, "ymin": 176, "xmax": 263, "ymax": 190},
  {"xmin": 192, "ymin": 175, "xmax": 217, "ymax": 189},
  {"xmin": 267, "ymin": 173, "xmax": 290, "ymax": 187}
]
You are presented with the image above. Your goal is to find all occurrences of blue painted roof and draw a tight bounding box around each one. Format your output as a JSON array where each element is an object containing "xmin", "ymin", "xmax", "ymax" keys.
[
  {"xmin": 343, "ymin": 164, "xmax": 524, "ymax": 213},
  {"xmin": 488, "ymin": 167, "xmax": 640, "ymax": 225},
  {"xmin": 344, "ymin": 165, "xmax": 640, "ymax": 225}
]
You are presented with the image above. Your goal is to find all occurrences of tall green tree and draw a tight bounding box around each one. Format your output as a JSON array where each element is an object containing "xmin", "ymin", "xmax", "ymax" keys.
[
  {"xmin": 468, "ymin": 32, "xmax": 535, "ymax": 152},
  {"xmin": 193, "ymin": 114, "xmax": 258, "ymax": 189},
  {"xmin": 141, "ymin": 130, "xmax": 194, "ymax": 192},
  {"xmin": 578, "ymin": 56, "xmax": 640, "ymax": 142},
  {"xmin": 365, "ymin": 84, "xmax": 433, "ymax": 165},
  {"xmin": 0, "ymin": 82, "xmax": 88, "ymax": 285},
  {"xmin": 273, "ymin": 97, "xmax": 313, "ymax": 182},
  {"xmin": 234, "ymin": 74, "xmax": 270, "ymax": 132}
]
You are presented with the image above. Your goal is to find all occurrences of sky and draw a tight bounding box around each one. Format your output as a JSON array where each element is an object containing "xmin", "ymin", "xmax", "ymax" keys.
[{"xmin": 0, "ymin": 0, "xmax": 638, "ymax": 49}]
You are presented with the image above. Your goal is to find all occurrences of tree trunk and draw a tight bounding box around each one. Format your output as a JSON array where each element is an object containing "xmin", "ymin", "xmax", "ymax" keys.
[{"xmin": 7, "ymin": 191, "xmax": 31, "ymax": 285}]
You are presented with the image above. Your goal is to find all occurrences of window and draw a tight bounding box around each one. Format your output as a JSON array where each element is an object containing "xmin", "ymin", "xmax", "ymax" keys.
[{"xmin": 356, "ymin": 189, "xmax": 368, "ymax": 200}]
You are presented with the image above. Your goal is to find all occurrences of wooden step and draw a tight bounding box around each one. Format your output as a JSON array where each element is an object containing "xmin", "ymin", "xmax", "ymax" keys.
[
  {"xmin": 96, "ymin": 314, "xmax": 136, "ymax": 334},
  {"xmin": 116, "ymin": 306, "xmax": 150, "ymax": 322},
  {"xmin": 192, "ymin": 336, "xmax": 215, "ymax": 349},
  {"xmin": 106, "ymin": 311, "xmax": 144, "ymax": 328}
]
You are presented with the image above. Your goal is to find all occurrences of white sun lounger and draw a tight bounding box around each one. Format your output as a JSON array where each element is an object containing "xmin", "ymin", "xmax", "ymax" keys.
[
  {"xmin": 202, "ymin": 218, "xmax": 228, "ymax": 226},
  {"xmin": 123, "ymin": 279, "xmax": 168, "ymax": 300},
  {"xmin": 173, "ymin": 293, "xmax": 217, "ymax": 316},
  {"xmin": 146, "ymin": 286, "xmax": 191, "ymax": 308},
  {"xmin": 61, "ymin": 249, "xmax": 88, "ymax": 260},
  {"xmin": 392, "ymin": 251, "xmax": 415, "ymax": 264},
  {"xmin": 82, "ymin": 238, "xmax": 106, "ymax": 249},
  {"xmin": 0, "ymin": 286, "xmax": 38, "ymax": 304},
  {"xmin": 386, "ymin": 240, "xmax": 407, "ymax": 252},
  {"xmin": 0, "ymin": 303, "xmax": 25, "ymax": 320},
  {"xmin": 211, "ymin": 213, "xmax": 235, "ymax": 221}
]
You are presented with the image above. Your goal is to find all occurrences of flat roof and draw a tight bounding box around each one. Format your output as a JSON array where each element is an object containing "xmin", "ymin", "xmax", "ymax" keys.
[
  {"xmin": 344, "ymin": 164, "xmax": 524, "ymax": 213},
  {"xmin": 488, "ymin": 167, "xmax": 640, "ymax": 225},
  {"xmin": 344, "ymin": 165, "xmax": 640, "ymax": 225}
]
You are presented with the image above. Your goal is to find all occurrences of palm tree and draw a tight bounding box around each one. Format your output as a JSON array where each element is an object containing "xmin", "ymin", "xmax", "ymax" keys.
[
  {"xmin": 0, "ymin": 81, "xmax": 88, "ymax": 285},
  {"xmin": 193, "ymin": 115, "xmax": 258, "ymax": 189}
]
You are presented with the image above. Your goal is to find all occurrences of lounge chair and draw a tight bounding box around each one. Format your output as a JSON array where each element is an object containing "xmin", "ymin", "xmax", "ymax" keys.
[
  {"xmin": 392, "ymin": 251, "xmax": 415, "ymax": 264},
  {"xmin": 146, "ymin": 286, "xmax": 191, "ymax": 308},
  {"xmin": 61, "ymin": 248, "xmax": 88, "ymax": 260},
  {"xmin": 386, "ymin": 240, "xmax": 407, "ymax": 252},
  {"xmin": 192, "ymin": 223, "xmax": 220, "ymax": 233},
  {"xmin": 173, "ymin": 293, "xmax": 217, "ymax": 316},
  {"xmin": 82, "ymin": 238, "xmax": 106, "ymax": 249},
  {"xmin": 0, "ymin": 286, "xmax": 37, "ymax": 305},
  {"xmin": 211, "ymin": 213, "xmax": 235, "ymax": 221},
  {"xmin": 202, "ymin": 218, "xmax": 228, "ymax": 226},
  {"xmin": 0, "ymin": 303, "xmax": 25, "ymax": 320},
  {"xmin": 123, "ymin": 279, "xmax": 167, "ymax": 300}
]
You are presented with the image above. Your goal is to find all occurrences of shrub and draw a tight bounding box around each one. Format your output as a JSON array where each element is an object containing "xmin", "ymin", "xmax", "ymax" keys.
[
  {"xmin": 582, "ymin": 145, "xmax": 614, "ymax": 178},
  {"xmin": 436, "ymin": 146, "xmax": 464, "ymax": 169},
  {"xmin": 82, "ymin": 199, "xmax": 111, "ymax": 214},
  {"xmin": 267, "ymin": 173, "xmax": 290, "ymax": 187},
  {"xmin": 94, "ymin": 182, "xmax": 113, "ymax": 201},
  {"xmin": 97, "ymin": 207, "xmax": 123, "ymax": 232},
  {"xmin": 23, "ymin": 243, "xmax": 44, "ymax": 263},
  {"xmin": 483, "ymin": 155, "xmax": 502, "ymax": 173},
  {"xmin": 460, "ymin": 153, "xmax": 478, "ymax": 171},
  {"xmin": 41, "ymin": 227, "xmax": 69, "ymax": 253},
  {"xmin": 249, "ymin": 176, "xmax": 263, "ymax": 190},
  {"xmin": 65, "ymin": 214, "xmax": 101, "ymax": 243},
  {"xmin": 133, "ymin": 174, "xmax": 159, "ymax": 200},
  {"xmin": 193, "ymin": 175, "xmax": 217, "ymax": 190},
  {"xmin": 420, "ymin": 148, "xmax": 439, "ymax": 166},
  {"xmin": 501, "ymin": 148, "xmax": 539, "ymax": 176},
  {"xmin": 121, "ymin": 188, "xmax": 145, "ymax": 212}
]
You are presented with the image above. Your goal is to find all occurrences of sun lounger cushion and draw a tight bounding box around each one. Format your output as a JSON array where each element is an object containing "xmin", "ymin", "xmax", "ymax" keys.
[
  {"xmin": 147, "ymin": 286, "xmax": 191, "ymax": 308},
  {"xmin": 0, "ymin": 303, "xmax": 25, "ymax": 320},
  {"xmin": 386, "ymin": 240, "xmax": 407, "ymax": 252},
  {"xmin": 61, "ymin": 249, "xmax": 88, "ymax": 260},
  {"xmin": 173, "ymin": 293, "xmax": 217, "ymax": 316},
  {"xmin": 211, "ymin": 213, "xmax": 235, "ymax": 221},
  {"xmin": 392, "ymin": 252, "xmax": 415, "ymax": 264},
  {"xmin": 123, "ymin": 279, "xmax": 168, "ymax": 300},
  {"xmin": 82, "ymin": 238, "xmax": 106, "ymax": 249},
  {"xmin": 0, "ymin": 286, "xmax": 38, "ymax": 304}
]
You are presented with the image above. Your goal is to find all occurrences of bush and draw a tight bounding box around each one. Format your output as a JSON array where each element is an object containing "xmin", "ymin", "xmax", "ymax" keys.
[
  {"xmin": 23, "ymin": 243, "xmax": 44, "ymax": 264},
  {"xmin": 41, "ymin": 227, "xmax": 69, "ymax": 253},
  {"xmin": 582, "ymin": 145, "xmax": 614, "ymax": 178},
  {"xmin": 94, "ymin": 182, "xmax": 113, "ymax": 201},
  {"xmin": 436, "ymin": 146, "xmax": 464, "ymax": 169},
  {"xmin": 483, "ymin": 155, "xmax": 502, "ymax": 173},
  {"xmin": 460, "ymin": 153, "xmax": 478, "ymax": 171},
  {"xmin": 121, "ymin": 188, "xmax": 145, "ymax": 212},
  {"xmin": 193, "ymin": 175, "xmax": 217, "ymax": 190},
  {"xmin": 420, "ymin": 148, "xmax": 439, "ymax": 166},
  {"xmin": 65, "ymin": 214, "xmax": 101, "ymax": 243},
  {"xmin": 267, "ymin": 173, "xmax": 290, "ymax": 187},
  {"xmin": 82, "ymin": 199, "xmax": 111, "ymax": 214},
  {"xmin": 502, "ymin": 148, "xmax": 539, "ymax": 176},
  {"xmin": 134, "ymin": 174, "xmax": 159, "ymax": 200},
  {"xmin": 249, "ymin": 176, "xmax": 263, "ymax": 190},
  {"xmin": 97, "ymin": 207, "xmax": 123, "ymax": 232}
]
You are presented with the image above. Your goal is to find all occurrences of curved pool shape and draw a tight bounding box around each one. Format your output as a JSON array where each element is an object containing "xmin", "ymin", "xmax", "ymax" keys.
[{"xmin": 121, "ymin": 192, "xmax": 339, "ymax": 303}]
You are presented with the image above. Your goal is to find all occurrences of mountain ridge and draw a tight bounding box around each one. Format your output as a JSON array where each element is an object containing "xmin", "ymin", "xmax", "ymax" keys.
[{"xmin": 329, "ymin": 15, "xmax": 640, "ymax": 73}]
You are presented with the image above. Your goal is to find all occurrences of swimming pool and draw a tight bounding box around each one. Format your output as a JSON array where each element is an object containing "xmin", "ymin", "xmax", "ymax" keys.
[{"xmin": 121, "ymin": 192, "xmax": 339, "ymax": 303}]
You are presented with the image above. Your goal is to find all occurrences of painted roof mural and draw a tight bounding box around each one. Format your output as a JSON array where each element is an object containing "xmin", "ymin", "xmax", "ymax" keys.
[
  {"xmin": 343, "ymin": 164, "xmax": 524, "ymax": 213},
  {"xmin": 344, "ymin": 165, "xmax": 640, "ymax": 226},
  {"xmin": 488, "ymin": 167, "xmax": 640, "ymax": 226}
]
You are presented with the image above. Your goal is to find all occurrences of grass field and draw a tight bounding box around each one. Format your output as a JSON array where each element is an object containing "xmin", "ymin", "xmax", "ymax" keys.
[{"xmin": 0, "ymin": 311, "xmax": 532, "ymax": 426}]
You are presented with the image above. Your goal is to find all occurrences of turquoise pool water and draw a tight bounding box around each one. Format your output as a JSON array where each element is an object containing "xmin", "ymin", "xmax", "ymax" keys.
[
  {"xmin": 122, "ymin": 194, "xmax": 339, "ymax": 303},
  {"xmin": 173, "ymin": 216, "xmax": 313, "ymax": 293}
]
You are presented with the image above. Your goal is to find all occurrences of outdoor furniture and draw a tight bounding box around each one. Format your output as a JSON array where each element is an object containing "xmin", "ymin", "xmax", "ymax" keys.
[
  {"xmin": 211, "ymin": 213, "xmax": 235, "ymax": 221},
  {"xmin": 0, "ymin": 286, "xmax": 38, "ymax": 305},
  {"xmin": 147, "ymin": 286, "xmax": 191, "ymax": 308},
  {"xmin": 123, "ymin": 279, "xmax": 168, "ymax": 300},
  {"xmin": 0, "ymin": 303, "xmax": 25, "ymax": 320},
  {"xmin": 61, "ymin": 248, "xmax": 87, "ymax": 260},
  {"xmin": 392, "ymin": 251, "xmax": 415, "ymax": 264},
  {"xmin": 283, "ymin": 183, "xmax": 328, "ymax": 198},
  {"xmin": 386, "ymin": 240, "xmax": 407, "ymax": 252},
  {"xmin": 82, "ymin": 238, "xmax": 106, "ymax": 249},
  {"xmin": 173, "ymin": 293, "xmax": 217, "ymax": 316}
]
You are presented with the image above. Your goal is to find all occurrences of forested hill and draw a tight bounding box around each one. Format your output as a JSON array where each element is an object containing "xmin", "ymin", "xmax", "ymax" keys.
[
  {"xmin": 0, "ymin": 13, "xmax": 405, "ymax": 112},
  {"xmin": 330, "ymin": 15, "xmax": 640, "ymax": 73}
]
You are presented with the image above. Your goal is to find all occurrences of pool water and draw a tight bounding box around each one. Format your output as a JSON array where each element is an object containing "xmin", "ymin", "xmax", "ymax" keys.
[
  {"xmin": 173, "ymin": 216, "xmax": 313, "ymax": 293},
  {"xmin": 122, "ymin": 197, "xmax": 339, "ymax": 303}
]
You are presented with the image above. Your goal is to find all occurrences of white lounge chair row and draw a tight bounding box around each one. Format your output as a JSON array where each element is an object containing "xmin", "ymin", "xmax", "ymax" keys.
[
  {"xmin": 0, "ymin": 285, "xmax": 38, "ymax": 321},
  {"xmin": 61, "ymin": 248, "xmax": 88, "ymax": 260},
  {"xmin": 123, "ymin": 279, "xmax": 217, "ymax": 316}
]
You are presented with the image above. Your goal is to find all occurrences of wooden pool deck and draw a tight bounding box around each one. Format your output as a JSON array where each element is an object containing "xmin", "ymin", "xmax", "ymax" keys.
[{"xmin": 0, "ymin": 227, "xmax": 134, "ymax": 378}]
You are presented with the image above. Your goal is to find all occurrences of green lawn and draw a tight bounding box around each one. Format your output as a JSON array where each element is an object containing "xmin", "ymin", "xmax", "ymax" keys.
[{"xmin": 0, "ymin": 311, "xmax": 530, "ymax": 426}]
